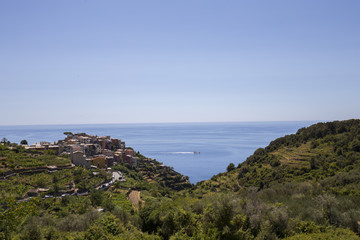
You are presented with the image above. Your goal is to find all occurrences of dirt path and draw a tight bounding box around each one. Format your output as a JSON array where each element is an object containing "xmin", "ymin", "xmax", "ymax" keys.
[{"xmin": 128, "ymin": 190, "xmax": 141, "ymax": 206}]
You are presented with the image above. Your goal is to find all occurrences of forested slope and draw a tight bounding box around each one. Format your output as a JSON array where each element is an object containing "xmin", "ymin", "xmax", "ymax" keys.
[
  {"xmin": 189, "ymin": 119, "xmax": 360, "ymax": 239},
  {"xmin": 198, "ymin": 119, "xmax": 360, "ymax": 193}
]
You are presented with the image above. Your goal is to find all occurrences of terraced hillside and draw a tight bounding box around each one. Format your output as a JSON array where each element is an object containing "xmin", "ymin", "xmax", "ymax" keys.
[
  {"xmin": 188, "ymin": 120, "xmax": 360, "ymax": 239},
  {"xmin": 197, "ymin": 119, "xmax": 360, "ymax": 194}
]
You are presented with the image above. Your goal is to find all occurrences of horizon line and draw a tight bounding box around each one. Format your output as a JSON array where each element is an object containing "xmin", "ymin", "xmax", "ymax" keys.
[{"xmin": 0, "ymin": 119, "xmax": 342, "ymax": 127}]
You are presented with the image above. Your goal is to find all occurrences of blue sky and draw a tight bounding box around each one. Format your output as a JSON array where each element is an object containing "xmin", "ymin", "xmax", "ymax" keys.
[{"xmin": 1, "ymin": 0, "xmax": 359, "ymax": 125}]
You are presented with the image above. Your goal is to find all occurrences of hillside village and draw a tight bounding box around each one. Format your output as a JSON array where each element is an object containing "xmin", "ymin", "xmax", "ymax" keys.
[
  {"xmin": 1, "ymin": 132, "xmax": 192, "ymax": 194},
  {"xmin": 0, "ymin": 130, "xmax": 194, "ymax": 213},
  {"xmin": 23, "ymin": 132, "xmax": 138, "ymax": 169}
]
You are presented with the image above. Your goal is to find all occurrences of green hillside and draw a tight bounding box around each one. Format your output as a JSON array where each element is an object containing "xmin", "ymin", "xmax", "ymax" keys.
[
  {"xmin": 197, "ymin": 119, "xmax": 360, "ymax": 193},
  {"xmin": 190, "ymin": 119, "xmax": 360, "ymax": 239},
  {"xmin": 1, "ymin": 120, "xmax": 360, "ymax": 239}
]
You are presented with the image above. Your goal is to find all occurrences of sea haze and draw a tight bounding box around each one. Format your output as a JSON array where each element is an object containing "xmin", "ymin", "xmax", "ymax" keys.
[{"xmin": 0, "ymin": 121, "xmax": 316, "ymax": 183}]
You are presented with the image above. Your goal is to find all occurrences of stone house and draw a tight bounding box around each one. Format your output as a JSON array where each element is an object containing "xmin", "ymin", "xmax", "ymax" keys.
[
  {"xmin": 93, "ymin": 156, "xmax": 106, "ymax": 169},
  {"xmin": 71, "ymin": 151, "xmax": 92, "ymax": 168}
]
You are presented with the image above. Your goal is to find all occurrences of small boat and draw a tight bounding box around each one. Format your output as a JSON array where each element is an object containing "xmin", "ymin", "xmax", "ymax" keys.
[{"xmin": 193, "ymin": 151, "xmax": 200, "ymax": 154}]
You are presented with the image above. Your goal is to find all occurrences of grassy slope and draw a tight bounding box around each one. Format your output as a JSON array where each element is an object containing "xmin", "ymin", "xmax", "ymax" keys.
[
  {"xmin": 196, "ymin": 119, "xmax": 360, "ymax": 194},
  {"xmin": 0, "ymin": 146, "xmax": 70, "ymax": 174},
  {"xmin": 190, "ymin": 120, "xmax": 360, "ymax": 239}
]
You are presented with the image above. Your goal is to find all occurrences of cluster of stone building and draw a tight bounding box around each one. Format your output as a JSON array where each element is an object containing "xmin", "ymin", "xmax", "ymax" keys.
[
  {"xmin": 25, "ymin": 133, "xmax": 138, "ymax": 169},
  {"xmin": 25, "ymin": 141, "xmax": 61, "ymax": 152}
]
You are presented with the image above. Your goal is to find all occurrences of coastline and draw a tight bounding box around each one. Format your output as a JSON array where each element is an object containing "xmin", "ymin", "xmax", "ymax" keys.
[{"xmin": 0, "ymin": 121, "xmax": 317, "ymax": 183}]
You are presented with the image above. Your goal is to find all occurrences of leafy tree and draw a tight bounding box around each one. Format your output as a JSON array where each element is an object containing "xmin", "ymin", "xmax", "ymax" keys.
[
  {"xmin": 90, "ymin": 189, "xmax": 103, "ymax": 206},
  {"xmin": 100, "ymin": 213, "xmax": 123, "ymax": 235},
  {"xmin": 84, "ymin": 225, "xmax": 108, "ymax": 240},
  {"xmin": 310, "ymin": 157, "xmax": 317, "ymax": 169},
  {"xmin": 1, "ymin": 138, "xmax": 9, "ymax": 145},
  {"xmin": 20, "ymin": 223, "xmax": 41, "ymax": 240},
  {"xmin": 270, "ymin": 159, "xmax": 281, "ymax": 167},
  {"xmin": 267, "ymin": 206, "xmax": 289, "ymax": 238},
  {"xmin": 52, "ymin": 175, "xmax": 58, "ymax": 184},
  {"xmin": 227, "ymin": 163, "xmax": 235, "ymax": 172},
  {"xmin": 53, "ymin": 183, "xmax": 59, "ymax": 195},
  {"xmin": 20, "ymin": 139, "xmax": 28, "ymax": 145},
  {"xmin": 102, "ymin": 197, "xmax": 115, "ymax": 212}
]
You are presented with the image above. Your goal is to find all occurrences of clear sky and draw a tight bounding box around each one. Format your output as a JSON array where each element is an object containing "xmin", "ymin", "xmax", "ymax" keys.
[{"xmin": 1, "ymin": 0, "xmax": 359, "ymax": 125}]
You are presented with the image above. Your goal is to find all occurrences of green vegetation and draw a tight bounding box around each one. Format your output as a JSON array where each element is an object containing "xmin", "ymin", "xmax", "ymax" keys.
[
  {"xmin": 194, "ymin": 119, "xmax": 360, "ymax": 239},
  {"xmin": 227, "ymin": 162, "xmax": 235, "ymax": 172},
  {"xmin": 200, "ymin": 119, "xmax": 360, "ymax": 192},
  {"xmin": 135, "ymin": 152, "xmax": 192, "ymax": 191},
  {"xmin": 1, "ymin": 119, "xmax": 360, "ymax": 239},
  {"xmin": 0, "ymin": 145, "xmax": 70, "ymax": 175}
]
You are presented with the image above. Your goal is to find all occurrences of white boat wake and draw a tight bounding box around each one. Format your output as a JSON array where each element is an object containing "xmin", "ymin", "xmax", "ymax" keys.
[
  {"xmin": 169, "ymin": 152, "xmax": 194, "ymax": 154},
  {"xmin": 148, "ymin": 151, "xmax": 200, "ymax": 155}
]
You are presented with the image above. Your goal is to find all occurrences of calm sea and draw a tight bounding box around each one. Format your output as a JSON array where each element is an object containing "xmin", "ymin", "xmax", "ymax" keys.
[{"xmin": 0, "ymin": 121, "xmax": 316, "ymax": 183}]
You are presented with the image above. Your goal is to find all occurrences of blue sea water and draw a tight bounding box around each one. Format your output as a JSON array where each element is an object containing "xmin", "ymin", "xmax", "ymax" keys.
[{"xmin": 0, "ymin": 121, "xmax": 317, "ymax": 183}]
